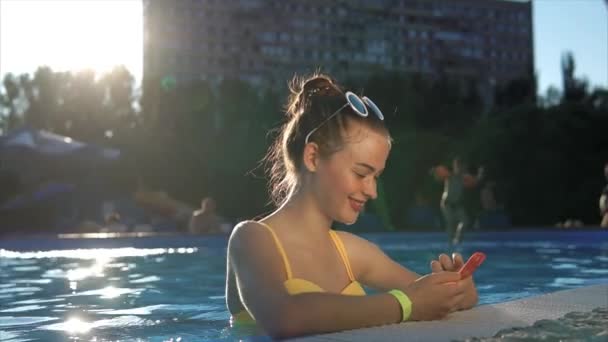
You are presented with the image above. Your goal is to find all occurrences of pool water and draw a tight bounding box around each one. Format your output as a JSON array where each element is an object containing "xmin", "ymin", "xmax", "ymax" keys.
[{"xmin": 1, "ymin": 230, "xmax": 607, "ymax": 341}]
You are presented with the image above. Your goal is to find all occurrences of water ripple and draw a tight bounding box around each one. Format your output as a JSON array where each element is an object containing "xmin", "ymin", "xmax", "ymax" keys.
[
  {"xmin": 0, "ymin": 305, "xmax": 46, "ymax": 313},
  {"xmin": 40, "ymin": 315, "xmax": 156, "ymax": 332},
  {"xmin": 0, "ymin": 316, "xmax": 57, "ymax": 328},
  {"xmin": 130, "ymin": 276, "xmax": 161, "ymax": 284},
  {"xmin": 0, "ymin": 287, "xmax": 42, "ymax": 294},
  {"xmin": 96, "ymin": 304, "xmax": 220, "ymax": 316},
  {"xmin": 14, "ymin": 279, "xmax": 52, "ymax": 284},
  {"xmin": 60, "ymin": 286, "xmax": 144, "ymax": 299},
  {"xmin": 12, "ymin": 266, "xmax": 41, "ymax": 272},
  {"xmin": 10, "ymin": 298, "xmax": 64, "ymax": 305}
]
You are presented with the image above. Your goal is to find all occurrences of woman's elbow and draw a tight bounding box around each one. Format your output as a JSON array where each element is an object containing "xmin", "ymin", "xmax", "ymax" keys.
[
  {"xmin": 266, "ymin": 323, "xmax": 301, "ymax": 340},
  {"xmin": 262, "ymin": 302, "xmax": 309, "ymax": 339}
]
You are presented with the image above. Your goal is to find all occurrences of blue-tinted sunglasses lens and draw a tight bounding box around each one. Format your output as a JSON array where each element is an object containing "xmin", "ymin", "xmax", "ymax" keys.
[
  {"xmin": 346, "ymin": 92, "xmax": 368, "ymax": 117},
  {"xmin": 363, "ymin": 97, "xmax": 384, "ymax": 121}
]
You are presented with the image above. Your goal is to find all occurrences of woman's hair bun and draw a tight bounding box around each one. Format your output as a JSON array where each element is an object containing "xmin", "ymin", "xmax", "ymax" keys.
[
  {"xmin": 302, "ymin": 76, "xmax": 334, "ymax": 98},
  {"xmin": 287, "ymin": 74, "xmax": 337, "ymax": 117}
]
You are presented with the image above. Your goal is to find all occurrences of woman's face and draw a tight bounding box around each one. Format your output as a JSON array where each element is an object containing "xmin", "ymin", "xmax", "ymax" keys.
[{"xmin": 312, "ymin": 122, "xmax": 390, "ymax": 224}]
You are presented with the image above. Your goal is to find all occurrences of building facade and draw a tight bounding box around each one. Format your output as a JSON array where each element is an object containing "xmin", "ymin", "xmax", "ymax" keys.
[{"xmin": 143, "ymin": 0, "xmax": 533, "ymax": 90}]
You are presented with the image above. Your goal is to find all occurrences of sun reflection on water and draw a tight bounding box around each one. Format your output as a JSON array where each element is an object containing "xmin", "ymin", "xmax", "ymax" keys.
[{"xmin": 63, "ymin": 316, "xmax": 93, "ymax": 334}]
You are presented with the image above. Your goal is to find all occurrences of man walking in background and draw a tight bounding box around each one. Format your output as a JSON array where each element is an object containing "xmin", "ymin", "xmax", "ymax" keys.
[
  {"xmin": 432, "ymin": 158, "xmax": 484, "ymax": 245},
  {"xmin": 600, "ymin": 162, "xmax": 608, "ymax": 227}
]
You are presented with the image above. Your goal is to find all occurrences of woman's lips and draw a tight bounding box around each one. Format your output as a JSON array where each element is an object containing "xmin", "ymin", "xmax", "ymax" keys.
[{"xmin": 349, "ymin": 198, "xmax": 364, "ymax": 212}]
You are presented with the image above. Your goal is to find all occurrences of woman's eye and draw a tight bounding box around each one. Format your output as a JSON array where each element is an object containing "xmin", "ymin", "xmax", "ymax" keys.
[{"xmin": 354, "ymin": 172, "xmax": 365, "ymax": 178}]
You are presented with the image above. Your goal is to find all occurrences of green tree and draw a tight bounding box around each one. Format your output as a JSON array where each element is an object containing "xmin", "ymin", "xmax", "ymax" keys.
[{"xmin": 0, "ymin": 74, "xmax": 22, "ymax": 130}]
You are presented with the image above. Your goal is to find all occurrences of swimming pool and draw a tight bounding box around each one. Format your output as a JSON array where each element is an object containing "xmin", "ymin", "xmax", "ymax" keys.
[{"xmin": 1, "ymin": 230, "xmax": 606, "ymax": 341}]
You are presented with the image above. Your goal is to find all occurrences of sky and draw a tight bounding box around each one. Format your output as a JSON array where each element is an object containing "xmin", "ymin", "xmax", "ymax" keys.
[
  {"xmin": 0, "ymin": 0, "xmax": 143, "ymax": 81},
  {"xmin": 0, "ymin": 0, "xmax": 606, "ymax": 95},
  {"xmin": 533, "ymin": 0, "xmax": 607, "ymax": 94}
]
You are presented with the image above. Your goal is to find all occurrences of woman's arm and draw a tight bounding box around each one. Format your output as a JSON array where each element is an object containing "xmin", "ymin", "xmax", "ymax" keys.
[
  {"xmin": 338, "ymin": 231, "xmax": 478, "ymax": 311},
  {"xmin": 338, "ymin": 230, "xmax": 477, "ymax": 310},
  {"xmin": 338, "ymin": 231, "xmax": 420, "ymax": 291},
  {"xmin": 229, "ymin": 223, "xmax": 466, "ymax": 339}
]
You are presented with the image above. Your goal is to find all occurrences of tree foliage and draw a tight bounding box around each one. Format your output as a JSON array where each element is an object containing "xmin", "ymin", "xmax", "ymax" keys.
[{"xmin": 1, "ymin": 56, "xmax": 606, "ymax": 227}]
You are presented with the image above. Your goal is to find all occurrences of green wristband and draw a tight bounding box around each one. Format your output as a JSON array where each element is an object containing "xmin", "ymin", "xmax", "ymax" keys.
[{"xmin": 388, "ymin": 289, "xmax": 412, "ymax": 322}]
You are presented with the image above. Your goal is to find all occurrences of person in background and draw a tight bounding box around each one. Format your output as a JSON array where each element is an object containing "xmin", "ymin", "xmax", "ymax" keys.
[
  {"xmin": 100, "ymin": 212, "xmax": 128, "ymax": 233},
  {"xmin": 189, "ymin": 197, "xmax": 226, "ymax": 234},
  {"xmin": 225, "ymin": 73, "xmax": 479, "ymax": 338},
  {"xmin": 431, "ymin": 158, "xmax": 484, "ymax": 245},
  {"xmin": 600, "ymin": 162, "xmax": 608, "ymax": 227},
  {"xmin": 476, "ymin": 180, "xmax": 511, "ymax": 230},
  {"xmin": 480, "ymin": 181, "xmax": 497, "ymax": 212}
]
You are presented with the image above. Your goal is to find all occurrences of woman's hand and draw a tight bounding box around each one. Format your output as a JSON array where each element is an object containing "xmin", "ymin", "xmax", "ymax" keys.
[
  {"xmin": 403, "ymin": 271, "xmax": 467, "ymax": 321},
  {"xmin": 431, "ymin": 253, "xmax": 463, "ymax": 272},
  {"xmin": 430, "ymin": 253, "xmax": 479, "ymax": 310}
]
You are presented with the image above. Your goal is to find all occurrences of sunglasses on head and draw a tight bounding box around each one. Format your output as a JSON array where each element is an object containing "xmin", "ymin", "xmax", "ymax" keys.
[{"xmin": 304, "ymin": 91, "xmax": 385, "ymax": 144}]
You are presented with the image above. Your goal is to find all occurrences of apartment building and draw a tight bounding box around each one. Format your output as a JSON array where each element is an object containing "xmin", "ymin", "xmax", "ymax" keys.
[{"xmin": 143, "ymin": 0, "xmax": 533, "ymax": 90}]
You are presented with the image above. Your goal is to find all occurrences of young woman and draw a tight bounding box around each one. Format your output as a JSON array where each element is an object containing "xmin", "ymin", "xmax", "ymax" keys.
[{"xmin": 225, "ymin": 74, "xmax": 479, "ymax": 338}]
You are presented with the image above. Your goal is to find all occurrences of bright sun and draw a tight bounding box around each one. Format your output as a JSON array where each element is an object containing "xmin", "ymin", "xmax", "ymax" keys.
[{"xmin": 0, "ymin": 0, "xmax": 142, "ymax": 79}]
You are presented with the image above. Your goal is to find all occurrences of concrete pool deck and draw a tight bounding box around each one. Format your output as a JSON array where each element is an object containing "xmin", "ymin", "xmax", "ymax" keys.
[{"xmin": 289, "ymin": 284, "xmax": 608, "ymax": 341}]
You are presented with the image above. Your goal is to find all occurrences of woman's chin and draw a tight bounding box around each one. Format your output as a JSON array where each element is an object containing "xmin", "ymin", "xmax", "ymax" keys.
[{"xmin": 337, "ymin": 213, "xmax": 359, "ymax": 225}]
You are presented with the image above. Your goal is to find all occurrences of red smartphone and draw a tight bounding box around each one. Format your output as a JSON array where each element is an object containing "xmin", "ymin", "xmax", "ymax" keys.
[{"xmin": 459, "ymin": 252, "xmax": 486, "ymax": 279}]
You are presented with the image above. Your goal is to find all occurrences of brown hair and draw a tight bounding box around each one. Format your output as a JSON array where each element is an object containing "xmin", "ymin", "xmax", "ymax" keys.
[{"xmin": 264, "ymin": 73, "xmax": 390, "ymax": 206}]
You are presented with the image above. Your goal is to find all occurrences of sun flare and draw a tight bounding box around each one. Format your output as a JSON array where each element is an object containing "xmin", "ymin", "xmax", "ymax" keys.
[{"xmin": 0, "ymin": 0, "xmax": 142, "ymax": 78}]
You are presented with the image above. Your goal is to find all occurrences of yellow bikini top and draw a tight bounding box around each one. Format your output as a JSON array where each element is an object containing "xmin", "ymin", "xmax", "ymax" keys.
[{"xmin": 232, "ymin": 222, "xmax": 366, "ymax": 323}]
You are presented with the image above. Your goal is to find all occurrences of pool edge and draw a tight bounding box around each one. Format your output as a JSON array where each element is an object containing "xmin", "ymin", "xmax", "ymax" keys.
[{"xmin": 288, "ymin": 283, "xmax": 608, "ymax": 341}]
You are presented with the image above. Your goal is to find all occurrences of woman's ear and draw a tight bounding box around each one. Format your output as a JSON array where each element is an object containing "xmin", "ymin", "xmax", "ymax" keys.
[{"xmin": 302, "ymin": 142, "xmax": 320, "ymax": 172}]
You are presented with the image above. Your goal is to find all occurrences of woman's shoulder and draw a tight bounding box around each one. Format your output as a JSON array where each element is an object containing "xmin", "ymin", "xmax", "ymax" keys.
[
  {"xmin": 228, "ymin": 220, "xmax": 271, "ymax": 246},
  {"xmin": 333, "ymin": 229, "xmax": 379, "ymax": 252},
  {"xmin": 333, "ymin": 230, "xmax": 387, "ymax": 277},
  {"xmin": 231, "ymin": 219, "xmax": 266, "ymax": 234}
]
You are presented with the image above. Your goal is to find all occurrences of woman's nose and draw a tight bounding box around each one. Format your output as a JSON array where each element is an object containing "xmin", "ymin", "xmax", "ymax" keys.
[{"xmin": 363, "ymin": 179, "xmax": 377, "ymax": 200}]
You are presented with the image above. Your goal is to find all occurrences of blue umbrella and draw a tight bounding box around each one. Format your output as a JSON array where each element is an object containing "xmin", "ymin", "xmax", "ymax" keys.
[
  {"xmin": 0, "ymin": 127, "xmax": 120, "ymax": 179},
  {"xmin": 1, "ymin": 182, "xmax": 75, "ymax": 210}
]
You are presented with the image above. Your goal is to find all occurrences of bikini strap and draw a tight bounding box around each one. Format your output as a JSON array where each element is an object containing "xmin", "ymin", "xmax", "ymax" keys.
[
  {"xmin": 329, "ymin": 230, "xmax": 355, "ymax": 281},
  {"xmin": 257, "ymin": 221, "xmax": 293, "ymax": 279}
]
